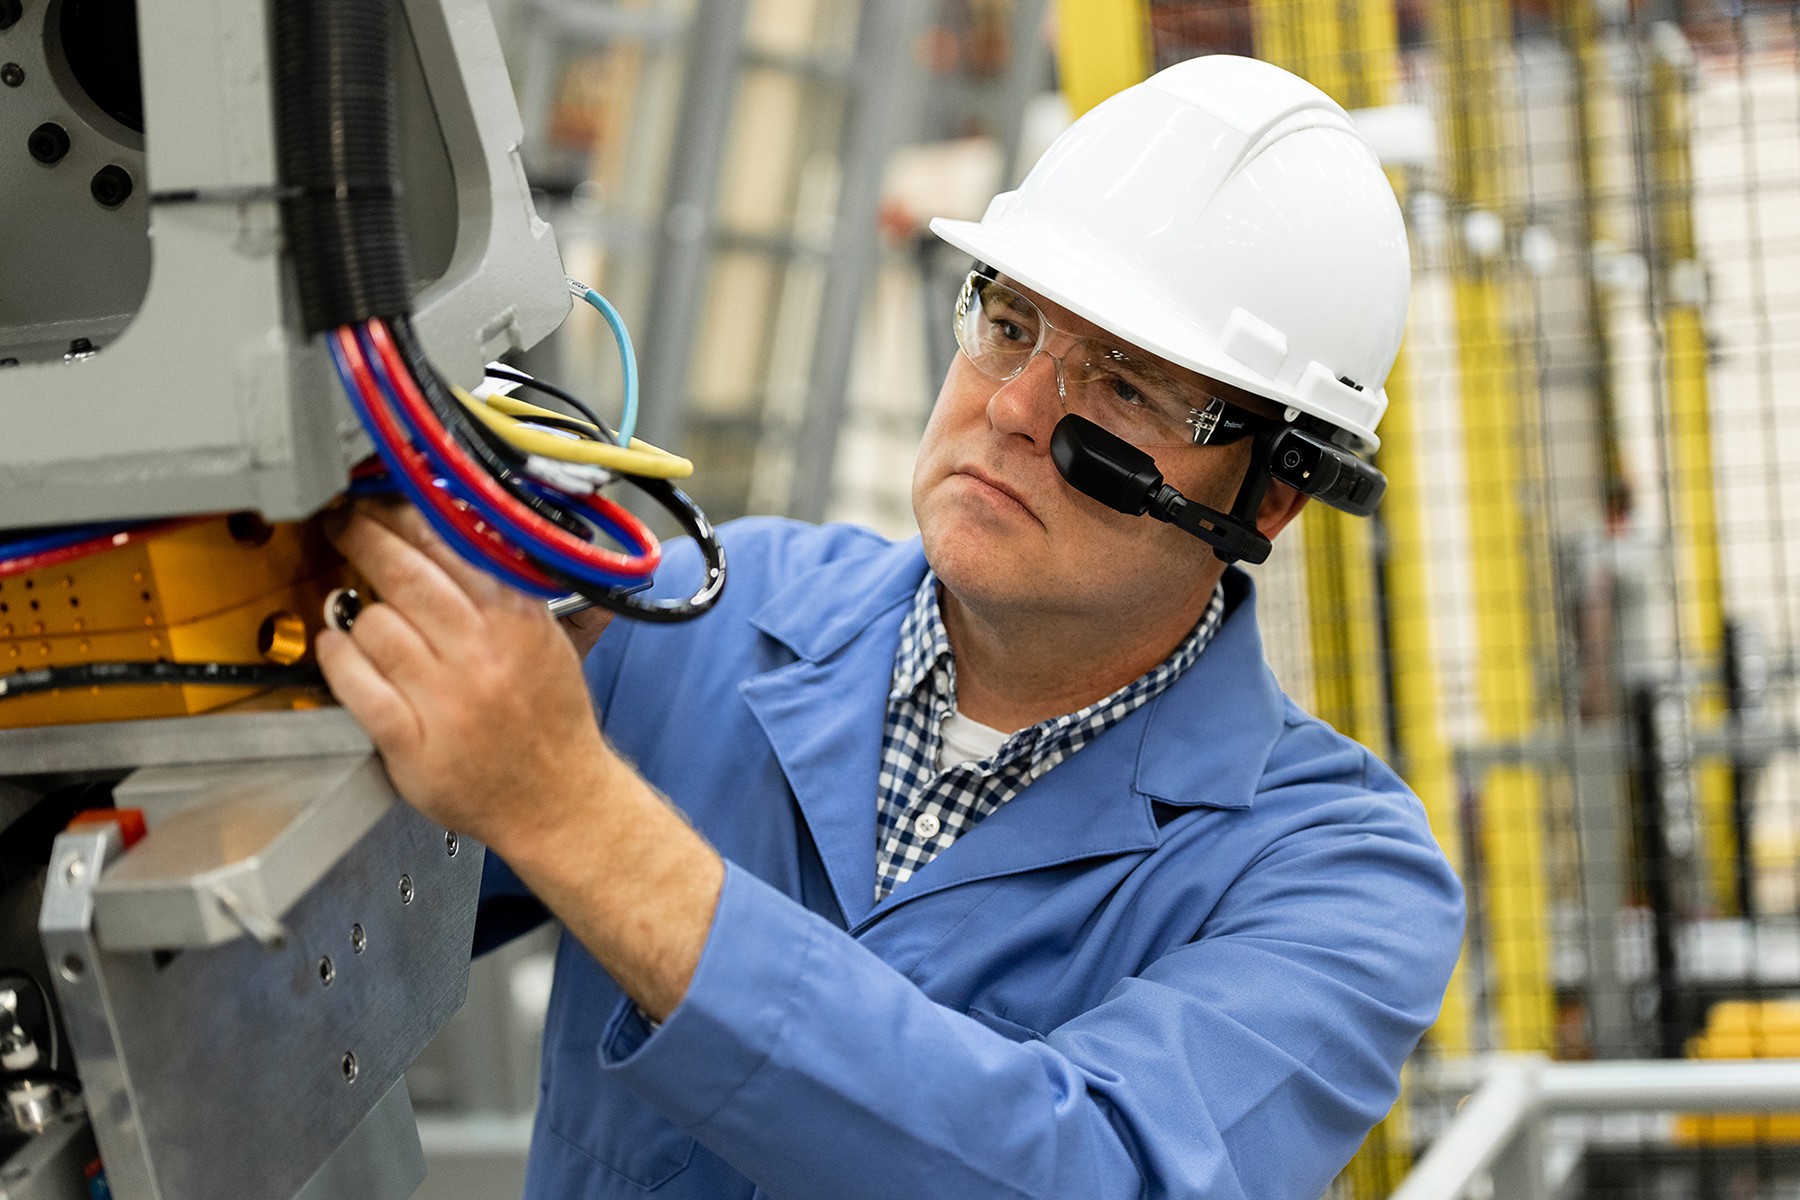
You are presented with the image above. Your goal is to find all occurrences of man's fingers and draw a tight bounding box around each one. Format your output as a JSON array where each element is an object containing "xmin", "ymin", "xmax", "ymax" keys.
[
  {"xmin": 329, "ymin": 507, "xmax": 487, "ymax": 652},
  {"xmin": 316, "ymin": 629, "xmax": 427, "ymax": 754},
  {"xmin": 356, "ymin": 500, "xmax": 538, "ymax": 615},
  {"xmin": 559, "ymin": 606, "xmax": 615, "ymax": 660},
  {"xmin": 347, "ymin": 602, "xmax": 440, "ymax": 691}
]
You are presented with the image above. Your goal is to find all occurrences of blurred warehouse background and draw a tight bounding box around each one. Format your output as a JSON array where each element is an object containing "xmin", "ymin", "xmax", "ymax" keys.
[{"xmin": 403, "ymin": 1, "xmax": 1800, "ymax": 1197}]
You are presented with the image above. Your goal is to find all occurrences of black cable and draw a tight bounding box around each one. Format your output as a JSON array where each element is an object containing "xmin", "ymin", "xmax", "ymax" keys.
[
  {"xmin": 483, "ymin": 367, "xmax": 617, "ymax": 442},
  {"xmin": 0, "ymin": 1068, "xmax": 81, "ymax": 1095},
  {"xmin": 270, "ymin": 0, "xmax": 410, "ymax": 332},
  {"xmin": 386, "ymin": 319, "xmax": 592, "ymax": 542},
  {"xmin": 558, "ymin": 477, "xmax": 727, "ymax": 624},
  {"xmin": 0, "ymin": 662, "xmax": 324, "ymax": 700},
  {"xmin": 509, "ymin": 412, "xmax": 605, "ymax": 440}
]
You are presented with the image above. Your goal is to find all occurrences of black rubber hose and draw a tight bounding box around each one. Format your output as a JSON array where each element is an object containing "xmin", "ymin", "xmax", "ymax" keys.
[
  {"xmin": 271, "ymin": 0, "xmax": 413, "ymax": 332},
  {"xmin": 0, "ymin": 663, "xmax": 324, "ymax": 701}
]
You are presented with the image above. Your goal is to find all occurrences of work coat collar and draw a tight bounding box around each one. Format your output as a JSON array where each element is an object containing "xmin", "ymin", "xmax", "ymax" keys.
[{"xmin": 741, "ymin": 538, "xmax": 1286, "ymax": 928}]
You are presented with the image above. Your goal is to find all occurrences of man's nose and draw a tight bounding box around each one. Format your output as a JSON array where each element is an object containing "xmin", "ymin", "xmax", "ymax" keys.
[{"xmin": 987, "ymin": 347, "xmax": 1068, "ymax": 444}]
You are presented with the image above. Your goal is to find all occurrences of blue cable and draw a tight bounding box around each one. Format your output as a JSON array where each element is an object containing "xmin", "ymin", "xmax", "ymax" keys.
[
  {"xmin": 576, "ymin": 284, "xmax": 640, "ymax": 446},
  {"xmin": 351, "ymin": 326, "xmax": 654, "ymax": 592},
  {"xmin": 0, "ymin": 521, "xmax": 148, "ymax": 560},
  {"xmin": 329, "ymin": 332, "xmax": 565, "ymax": 600}
]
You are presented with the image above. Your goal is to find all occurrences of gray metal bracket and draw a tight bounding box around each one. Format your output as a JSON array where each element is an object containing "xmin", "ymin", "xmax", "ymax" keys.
[{"xmin": 39, "ymin": 764, "xmax": 480, "ymax": 1200}]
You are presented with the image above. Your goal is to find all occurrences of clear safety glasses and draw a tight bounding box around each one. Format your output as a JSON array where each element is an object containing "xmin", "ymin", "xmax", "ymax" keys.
[{"xmin": 953, "ymin": 272, "xmax": 1284, "ymax": 450}]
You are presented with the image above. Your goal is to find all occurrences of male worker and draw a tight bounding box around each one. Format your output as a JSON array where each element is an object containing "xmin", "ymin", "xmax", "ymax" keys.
[{"xmin": 319, "ymin": 55, "xmax": 1462, "ymax": 1199}]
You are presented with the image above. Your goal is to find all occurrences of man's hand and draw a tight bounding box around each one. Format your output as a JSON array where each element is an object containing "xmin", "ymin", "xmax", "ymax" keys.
[
  {"xmin": 559, "ymin": 604, "xmax": 615, "ymax": 661},
  {"xmin": 316, "ymin": 501, "xmax": 723, "ymax": 1020},
  {"xmin": 315, "ymin": 501, "xmax": 605, "ymax": 851}
]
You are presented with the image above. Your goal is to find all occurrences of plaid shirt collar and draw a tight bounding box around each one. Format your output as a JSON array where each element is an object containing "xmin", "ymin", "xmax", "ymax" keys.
[{"xmin": 887, "ymin": 572, "xmax": 1227, "ymax": 773}]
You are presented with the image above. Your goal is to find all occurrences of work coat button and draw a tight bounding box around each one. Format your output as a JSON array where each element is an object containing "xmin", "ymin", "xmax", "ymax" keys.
[{"xmin": 913, "ymin": 812, "xmax": 941, "ymax": 840}]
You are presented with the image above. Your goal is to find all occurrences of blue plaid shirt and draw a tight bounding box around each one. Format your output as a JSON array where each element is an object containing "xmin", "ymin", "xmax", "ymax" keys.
[{"xmin": 875, "ymin": 575, "xmax": 1228, "ymax": 901}]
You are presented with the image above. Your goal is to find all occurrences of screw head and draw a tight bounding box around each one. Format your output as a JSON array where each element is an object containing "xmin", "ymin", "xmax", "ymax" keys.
[
  {"xmin": 1, "ymin": 64, "xmax": 23, "ymax": 88},
  {"xmin": 90, "ymin": 165, "xmax": 132, "ymax": 208},
  {"xmin": 318, "ymin": 956, "xmax": 335, "ymax": 987},
  {"xmin": 28, "ymin": 122, "xmax": 69, "ymax": 165},
  {"xmin": 350, "ymin": 923, "xmax": 366, "ymax": 954},
  {"xmin": 398, "ymin": 874, "xmax": 414, "ymax": 905},
  {"xmin": 341, "ymin": 1052, "xmax": 358, "ymax": 1083},
  {"xmin": 445, "ymin": 830, "xmax": 459, "ymax": 857}
]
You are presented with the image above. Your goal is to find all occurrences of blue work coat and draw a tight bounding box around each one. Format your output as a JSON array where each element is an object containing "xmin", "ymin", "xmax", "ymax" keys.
[{"xmin": 479, "ymin": 518, "xmax": 1464, "ymax": 1200}]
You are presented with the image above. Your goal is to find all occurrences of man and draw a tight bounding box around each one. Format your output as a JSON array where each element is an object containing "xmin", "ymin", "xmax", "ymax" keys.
[{"xmin": 319, "ymin": 55, "xmax": 1462, "ymax": 1199}]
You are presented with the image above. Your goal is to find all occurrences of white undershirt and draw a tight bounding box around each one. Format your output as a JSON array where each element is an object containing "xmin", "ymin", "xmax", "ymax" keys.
[{"xmin": 936, "ymin": 710, "xmax": 1011, "ymax": 772}]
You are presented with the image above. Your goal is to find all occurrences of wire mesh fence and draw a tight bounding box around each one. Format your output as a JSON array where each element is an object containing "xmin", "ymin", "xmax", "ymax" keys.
[{"xmin": 1133, "ymin": 0, "xmax": 1800, "ymax": 1195}]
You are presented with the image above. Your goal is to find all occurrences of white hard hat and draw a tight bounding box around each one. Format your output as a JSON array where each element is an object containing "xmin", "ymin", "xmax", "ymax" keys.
[{"xmin": 931, "ymin": 55, "xmax": 1409, "ymax": 454}]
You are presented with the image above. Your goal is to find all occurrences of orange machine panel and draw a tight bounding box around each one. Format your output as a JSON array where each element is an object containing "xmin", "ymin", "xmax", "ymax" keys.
[{"xmin": 0, "ymin": 515, "xmax": 347, "ymax": 729}]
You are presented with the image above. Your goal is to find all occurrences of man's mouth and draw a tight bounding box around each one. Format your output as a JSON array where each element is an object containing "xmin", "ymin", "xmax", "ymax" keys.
[{"xmin": 957, "ymin": 467, "xmax": 1041, "ymax": 523}]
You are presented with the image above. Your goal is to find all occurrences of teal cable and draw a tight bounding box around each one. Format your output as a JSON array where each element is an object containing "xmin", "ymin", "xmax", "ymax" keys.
[{"xmin": 571, "ymin": 279, "xmax": 640, "ymax": 446}]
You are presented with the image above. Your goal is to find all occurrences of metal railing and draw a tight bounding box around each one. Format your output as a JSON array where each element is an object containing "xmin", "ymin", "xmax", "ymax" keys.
[{"xmin": 1391, "ymin": 1056, "xmax": 1800, "ymax": 1200}]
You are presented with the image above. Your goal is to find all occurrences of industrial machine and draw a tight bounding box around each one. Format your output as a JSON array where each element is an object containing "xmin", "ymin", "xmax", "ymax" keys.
[{"xmin": 0, "ymin": 1, "xmax": 717, "ymax": 1196}]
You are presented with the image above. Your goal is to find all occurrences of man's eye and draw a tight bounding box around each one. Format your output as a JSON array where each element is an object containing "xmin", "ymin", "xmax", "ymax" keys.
[
  {"xmin": 986, "ymin": 315, "xmax": 1032, "ymax": 343},
  {"xmin": 1107, "ymin": 375, "xmax": 1148, "ymax": 407}
]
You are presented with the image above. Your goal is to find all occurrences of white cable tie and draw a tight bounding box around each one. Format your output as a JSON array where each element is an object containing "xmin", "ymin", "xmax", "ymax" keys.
[
  {"xmin": 525, "ymin": 456, "xmax": 615, "ymax": 496},
  {"xmin": 471, "ymin": 362, "xmax": 526, "ymax": 401}
]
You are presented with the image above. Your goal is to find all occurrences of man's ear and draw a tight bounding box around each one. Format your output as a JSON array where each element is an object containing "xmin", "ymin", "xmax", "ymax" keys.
[{"xmin": 1257, "ymin": 479, "xmax": 1309, "ymax": 541}]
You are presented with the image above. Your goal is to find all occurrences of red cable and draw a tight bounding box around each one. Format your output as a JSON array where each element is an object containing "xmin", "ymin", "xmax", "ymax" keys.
[
  {"xmin": 0, "ymin": 518, "xmax": 209, "ymax": 580},
  {"xmin": 363, "ymin": 320, "xmax": 660, "ymax": 579},
  {"xmin": 333, "ymin": 328, "xmax": 564, "ymax": 592}
]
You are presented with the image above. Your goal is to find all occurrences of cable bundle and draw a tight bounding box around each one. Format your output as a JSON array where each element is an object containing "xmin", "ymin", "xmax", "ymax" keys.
[
  {"xmin": 270, "ymin": 0, "xmax": 724, "ymax": 622},
  {"xmin": 327, "ymin": 316, "xmax": 725, "ymax": 622}
]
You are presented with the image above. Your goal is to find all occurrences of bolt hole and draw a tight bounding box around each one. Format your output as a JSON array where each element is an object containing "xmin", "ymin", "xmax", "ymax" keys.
[
  {"xmin": 398, "ymin": 875, "xmax": 414, "ymax": 905},
  {"xmin": 350, "ymin": 924, "xmax": 366, "ymax": 955},
  {"xmin": 341, "ymin": 1052, "xmax": 358, "ymax": 1083},
  {"xmin": 318, "ymin": 956, "xmax": 335, "ymax": 987},
  {"xmin": 445, "ymin": 831, "xmax": 459, "ymax": 857},
  {"xmin": 226, "ymin": 512, "xmax": 274, "ymax": 547},
  {"xmin": 59, "ymin": 955, "xmax": 85, "ymax": 983},
  {"xmin": 256, "ymin": 611, "xmax": 307, "ymax": 666}
]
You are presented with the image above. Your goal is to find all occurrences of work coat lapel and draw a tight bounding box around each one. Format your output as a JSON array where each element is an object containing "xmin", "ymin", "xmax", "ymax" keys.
[
  {"xmin": 858, "ymin": 568, "xmax": 1286, "ymax": 927},
  {"xmin": 737, "ymin": 539, "xmax": 928, "ymax": 929}
]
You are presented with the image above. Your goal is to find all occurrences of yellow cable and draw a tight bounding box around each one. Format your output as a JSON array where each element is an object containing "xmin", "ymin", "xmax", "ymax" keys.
[
  {"xmin": 452, "ymin": 386, "xmax": 694, "ymax": 479},
  {"xmin": 483, "ymin": 392, "xmax": 602, "ymax": 431}
]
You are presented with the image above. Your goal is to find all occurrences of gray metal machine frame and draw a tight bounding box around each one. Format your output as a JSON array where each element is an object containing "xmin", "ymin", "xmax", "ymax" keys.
[{"xmin": 0, "ymin": 0, "xmax": 568, "ymax": 527}]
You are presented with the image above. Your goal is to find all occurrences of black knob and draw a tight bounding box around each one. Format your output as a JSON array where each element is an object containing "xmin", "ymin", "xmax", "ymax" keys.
[{"xmin": 28, "ymin": 122, "xmax": 70, "ymax": 165}]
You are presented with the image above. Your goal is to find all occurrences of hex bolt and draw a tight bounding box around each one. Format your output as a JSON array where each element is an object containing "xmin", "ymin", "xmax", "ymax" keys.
[
  {"xmin": 0, "ymin": 1, "xmax": 20, "ymax": 32},
  {"xmin": 1, "ymin": 64, "xmax": 23, "ymax": 88},
  {"xmin": 398, "ymin": 874, "xmax": 414, "ymax": 905},
  {"xmin": 341, "ymin": 1052, "xmax": 358, "ymax": 1084},
  {"xmin": 445, "ymin": 830, "xmax": 459, "ymax": 857},
  {"xmin": 90, "ymin": 165, "xmax": 132, "ymax": 208},
  {"xmin": 27, "ymin": 122, "xmax": 68, "ymax": 165},
  {"xmin": 318, "ymin": 956, "xmax": 335, "ymax": 987},
  {"xmin": 350, "ymin": 923, "xmax": 366, "ymax": 954}
]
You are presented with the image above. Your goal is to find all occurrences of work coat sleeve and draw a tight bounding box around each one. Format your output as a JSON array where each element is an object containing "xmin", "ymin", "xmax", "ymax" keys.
[{"xmin": 597, "ymin": 777, "xmax": 1463, "ymax": 1200}]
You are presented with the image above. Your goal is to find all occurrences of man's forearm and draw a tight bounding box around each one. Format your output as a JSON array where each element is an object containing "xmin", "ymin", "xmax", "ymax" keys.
[{"xmin": 491, "ymin": 746, "xmax": 726, "ymax": 1022}]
